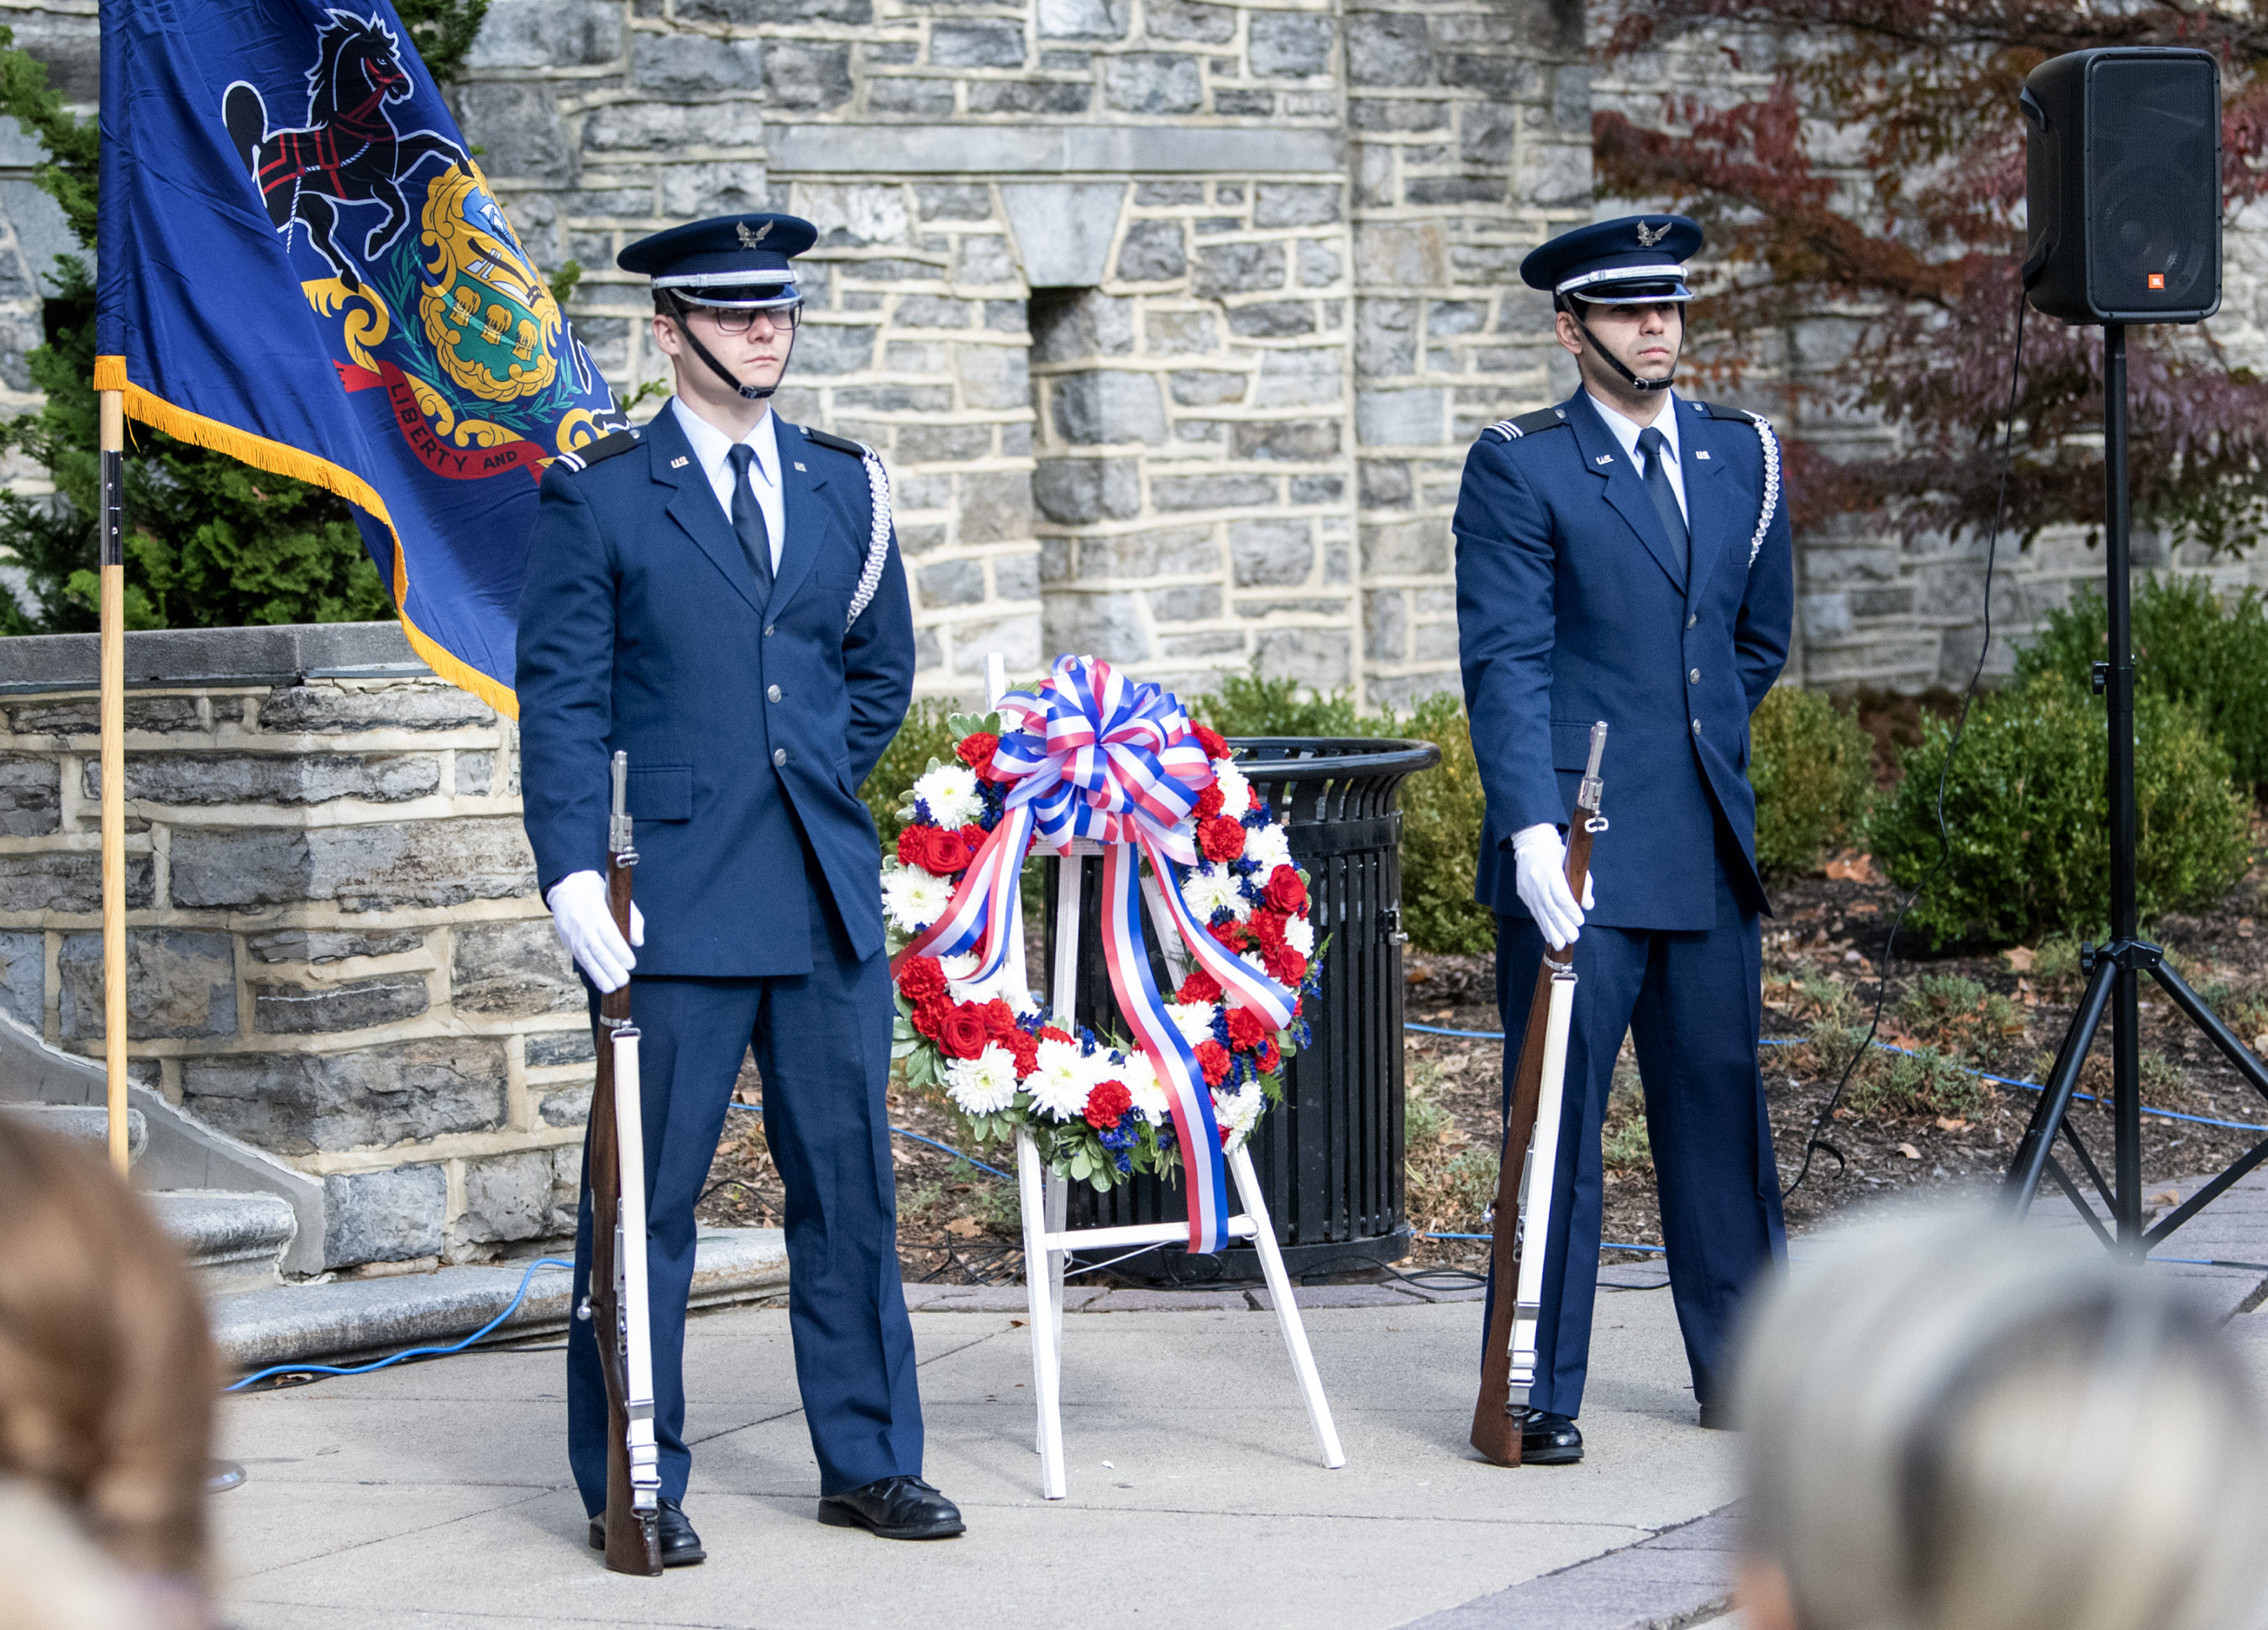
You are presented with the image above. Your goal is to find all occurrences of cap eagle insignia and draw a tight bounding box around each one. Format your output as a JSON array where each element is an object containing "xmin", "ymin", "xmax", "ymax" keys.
[
  {"xmin": 736, "ymin": 219, "xmax": 774, "ymax": 248},
  {"xmin": 1634, "ymin": 220, "xmax": 1669, "ymax": 248}
]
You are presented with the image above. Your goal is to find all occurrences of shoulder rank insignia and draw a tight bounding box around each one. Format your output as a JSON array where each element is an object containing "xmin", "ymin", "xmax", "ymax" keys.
[
  {"xmin": 552, "ymin": 427, "xmax": 641, "ymax": 474},
  {"xmin": 1688, "ymin": 398, "xmax": 1772, "ymax": 428},
  {"xmin": 1482, "ymin": 406, "xmax": 1570, "ymax": 443}
]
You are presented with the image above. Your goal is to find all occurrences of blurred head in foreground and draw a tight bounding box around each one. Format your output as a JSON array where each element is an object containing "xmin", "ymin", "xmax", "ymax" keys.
[
  {"xmin": 0, "ymin": 1112, "xmax": 217, "ymax": 1595},
  {"xmin": 1734, "ymin": 1220, "xmax": 2268, "ymax": 1630}
]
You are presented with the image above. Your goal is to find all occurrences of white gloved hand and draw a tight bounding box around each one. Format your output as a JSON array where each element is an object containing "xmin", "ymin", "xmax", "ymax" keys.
[
  {"xmin": 546, "ymin": 869, "xmax": 645, "ymax": 993},
  {"xmin": 1511, "ymin": 822, "xmax": 1595, "ymax": 947}
]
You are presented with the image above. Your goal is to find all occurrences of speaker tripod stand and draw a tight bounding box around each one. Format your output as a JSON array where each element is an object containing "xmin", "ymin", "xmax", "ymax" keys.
[{"xmin": 2003, "ymin": 323, "xmax": 2268, "ymax": 1246}]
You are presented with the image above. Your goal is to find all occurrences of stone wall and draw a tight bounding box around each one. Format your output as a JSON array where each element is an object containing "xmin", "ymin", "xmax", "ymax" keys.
[{"xmin": 0, "ymin": 623, "xmax": 587, "ymax": 1270}]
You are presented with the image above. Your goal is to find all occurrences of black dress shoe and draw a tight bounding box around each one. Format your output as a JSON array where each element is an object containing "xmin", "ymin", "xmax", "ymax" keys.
[
  {"xmin": 817, "ymin": 1475, "xmax": 966, "ymax": 1539},
  {"xmin": 585, "ymin": 1497, "xmax": 706, "ymax": 1566},
  {"xmin": 1698, "ymin": 1403, "xmax": 1733, "ymax": 1431},
  {"xmin": 1518, "ymin": 1409, "xmax": 1584, "ymax": 1465}
]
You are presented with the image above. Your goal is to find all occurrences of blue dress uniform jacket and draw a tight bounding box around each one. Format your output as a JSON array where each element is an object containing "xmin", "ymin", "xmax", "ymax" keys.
[
  {"xmin": 517, "ymin": 401, "xmax": 914, "ymax": 971},
  {"xmin": 1454, "ymin": 390, "xmax": 1793, "ymax": 930}
]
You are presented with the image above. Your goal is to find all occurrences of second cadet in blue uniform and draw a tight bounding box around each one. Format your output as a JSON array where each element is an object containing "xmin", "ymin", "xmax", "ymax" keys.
[
  {"xmin": 1455, "ymin": 215, "xmax": 1793, "ymax": 1465},
  {"xmin": 517, "ymin": 213, "xmax": 965, "ymax": 1556}
]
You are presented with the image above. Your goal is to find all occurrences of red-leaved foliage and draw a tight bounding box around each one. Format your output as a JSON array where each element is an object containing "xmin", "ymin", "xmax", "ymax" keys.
[{"xmin": 1594, "ymin": 0, "xmax": 2268, "ymax": 553}]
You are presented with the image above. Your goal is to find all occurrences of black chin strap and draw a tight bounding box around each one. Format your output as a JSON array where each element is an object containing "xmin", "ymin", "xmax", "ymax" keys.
[
  {"xmin": 664, "ymin": 292, "xmax": 789, "ymax": 401},
  {"xmin": 1561, "ymin": 298, "xmax": 1679, "ymax": 395}
]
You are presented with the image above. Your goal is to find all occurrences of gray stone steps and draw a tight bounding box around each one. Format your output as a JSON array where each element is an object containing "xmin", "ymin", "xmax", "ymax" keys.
[
  {"xmin": 0, "ymin": 1101, "xmax": 146, "ymax": 1164},
  {"xmin": 147, "ymin": 1189, "xmax": 298, "ymax": 1296}
]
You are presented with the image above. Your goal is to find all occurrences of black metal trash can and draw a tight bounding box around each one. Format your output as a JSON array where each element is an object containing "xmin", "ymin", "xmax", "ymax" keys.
[{"xmin": 1046, "ymin": 736, "xmax": 1442, "ymax": 1281}]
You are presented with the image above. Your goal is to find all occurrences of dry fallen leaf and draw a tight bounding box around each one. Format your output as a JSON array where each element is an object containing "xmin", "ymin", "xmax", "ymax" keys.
[
  {"xmin": 2148, "ymin": 1189, "xmax": 2181, "ymax": 1209},
  {"xmin": 1824, "ymin": 852, "xmax": 1877, "ymax": 884},
  {"xmin": 1898, "ymin": 1142, "xmax": 1922, "ymax": 1161},
  {"xmin": 1935, "ymin": 1116, "xmax": 1969, "ymax": 1132},
  {"xmin": 2240, "ymin": 918, "xmax": 2257, "ymax": 940},
  {"xmin": 2253, "ymin": 1033, "xmax": 2268, "ymax": 1056},
  {"xmin": 2004, "ymin": 946, "xmax": 2036, "ymax": 972},
  {"xmin": 2017, "ymin": 977, "xmax": 2038, "ymax": 1007},
  {"xmin": 946, "ymin": 1216, "xmax": 984, "ymax": 1240}
]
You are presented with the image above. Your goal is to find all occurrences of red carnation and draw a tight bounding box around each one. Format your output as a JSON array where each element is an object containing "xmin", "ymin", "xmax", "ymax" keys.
[
  {"xmin": 1194, "ymin": 784, "xmax": 1226, "ymax": 821},
  {"xmin": 1263, "ymin": 866, "xmax": 1307, "ymax": 915},
  {"xmin": 1225, "ymin": 1007, "xmax": 1268, "ymax": 1051},
  {"xmin": 1199, "ymin": 817, "xmax": 1247, "ymax": 862},
  {"xmin": 1255, "ymin": 1036, "xmax": 1281, "ymax": 1074},
  {"xmin": 1177, "ymin": 967, "xmax": 1224, "ymax": 1005},
  {"xmin": 937, "ymin": 1004, "xmax": 992, "ymax": 1061},
  {"xmin": 916, "ymin": 826, "xmax": 975, "ymax": 876},
  {"xmin": 1083, "ymin": 1079, "xmax": 1133, "ymax": 1130},
  {"xmin": 1037, "ymin": 1025, "xmax": 1072, "ymax": 1045},
  {"xmin": 956, "ymin": 731, "xmax": 1002, "ymax": 780},
  {"xmin": 1248, "ymin": 909, "xmax": 1289, "ymax": 949},
  {"xmin": 1210, "ymin": 919, "xmax": 1251, "ymax": 952},
  {"xmin": 959, "ymin": 822, "xmax": 988, "ymax": 851},
  {"xmin": 1194, "ymin": 724, "xmax": 1230, "ymax": 761},
  {"xmin": 897, "ymin": 957, "xmax": 948, "ymax": 1004},
  {"xmin": 1193, "ymin": 1040, "xmax": 1231, "ymax": 1087},
  {"xmin": 911, "ymin": 997, "xmax": 952, "ymax": 1041},
  {"xmin": 1006, "ymin": 1031, "xmax": 1039, "ymax": 1075},
  {"xmin": 981, "ymin": 999, "xmax": 1021, "ymax": 1041},
  {"xmin": 1265, "ymin": 945, "xmax": 1308, "ymax": 986},
  {"xmin": 895, "ymin": 827, "xmax": 932, "ymax": 868}
]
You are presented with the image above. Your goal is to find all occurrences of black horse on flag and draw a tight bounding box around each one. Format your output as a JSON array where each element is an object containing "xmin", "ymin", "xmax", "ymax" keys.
[{"xmin": 223, "ymin": 10, "xmax": 465, "ymax": 291}]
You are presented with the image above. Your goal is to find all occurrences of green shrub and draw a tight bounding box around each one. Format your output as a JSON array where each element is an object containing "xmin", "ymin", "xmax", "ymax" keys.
[
  {"xmin": 1387, "ymin": 691, "xmax": 1495, "ymax": 956},
  {"xmin": 1866, "ymin": 676, "xmax": 2250, "ymax": 948},
  {"xmin": 1191, "ymin": 663, "xmax": 1362, "ymax": 738},
  {"xmin": 860, "ymin": 699, "xmax": 959, "ymax": 856},
  {"xmin": 1749, "ymin": 685, "xmax": 1876, "ymax": 876},
  {"xmin": 2015, "ymin": 575, "xmax": 2268, "ymax": 792}
]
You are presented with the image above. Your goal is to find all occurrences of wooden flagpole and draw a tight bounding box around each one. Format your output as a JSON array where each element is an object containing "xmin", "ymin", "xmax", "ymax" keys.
[{"xmin": 98, "ymin": 389, "xmax": 126, "ymax": 1175}]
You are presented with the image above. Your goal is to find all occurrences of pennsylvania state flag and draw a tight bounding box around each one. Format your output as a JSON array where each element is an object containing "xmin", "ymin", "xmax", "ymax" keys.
[{"xmin": 96, "ymin": 2, "xmax": 627, "ymax": 714}]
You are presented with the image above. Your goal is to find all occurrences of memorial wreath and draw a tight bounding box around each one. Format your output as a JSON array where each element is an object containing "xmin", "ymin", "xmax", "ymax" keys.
[{"xmin": 880, "ymin": 658, "xmax": 1321, "ymax": 1237}]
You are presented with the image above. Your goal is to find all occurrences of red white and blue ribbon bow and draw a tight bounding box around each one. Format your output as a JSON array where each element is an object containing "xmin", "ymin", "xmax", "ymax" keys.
[{"xmin": 895, "ymin": 655, "xmax": 1296, "ymax": 1251}]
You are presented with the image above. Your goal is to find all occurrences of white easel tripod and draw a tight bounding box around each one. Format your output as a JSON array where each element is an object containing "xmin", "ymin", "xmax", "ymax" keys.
[{"xmin": 978, "ymin": 655, "xmax": 1346, "ymax": 1501}]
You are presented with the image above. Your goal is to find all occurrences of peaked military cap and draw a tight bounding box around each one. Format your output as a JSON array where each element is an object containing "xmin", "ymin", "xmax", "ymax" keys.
[
  {"xmin": 1521, "ymin": 214, "xmax": 1702, "ymax": 304},
  {"xmin": 618, "ymin": 212, "xmax": 817, "ymax": 307}
]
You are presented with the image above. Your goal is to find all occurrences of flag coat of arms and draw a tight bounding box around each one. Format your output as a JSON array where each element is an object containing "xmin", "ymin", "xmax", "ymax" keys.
[{"xmin": 95, "ymin": 1, "xmax": 626, "ymax": 712}]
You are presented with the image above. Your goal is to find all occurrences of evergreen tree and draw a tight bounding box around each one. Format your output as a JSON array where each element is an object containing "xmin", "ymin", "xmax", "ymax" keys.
[{"xmin": 0, "ymin": 1, "xmax": 491, "ymax": 633}]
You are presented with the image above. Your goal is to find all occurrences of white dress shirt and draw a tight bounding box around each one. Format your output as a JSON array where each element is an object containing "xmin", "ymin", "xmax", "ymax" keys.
[
  {"xmin": 670, "ymin": 396, "xmax": 785, "ymax": 574},
  {"xmin": 1586, "ymin": 387, "xmax": 1689, "ymax": 527}
]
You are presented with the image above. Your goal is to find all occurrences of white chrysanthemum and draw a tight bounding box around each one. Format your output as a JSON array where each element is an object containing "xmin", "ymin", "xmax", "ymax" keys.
[
  {"xmin": 1212, "ymin": 763, "xmax": 1252, "ymax": 819},
  {"xmin": 1182, "ymin": 862, "xmax": 1244, "ymax": 922},
  {"xmin": 1119, "ymin": 1051, "xmax": 1169, "ymax": 1121},
  {"xmin": 1168, "ymin": 1001, "xmax": 1216, "ymax": 1048},
  {"xmin": 1246, "ymin": 824, "xmax": 1292, "ymax": 876},
  {"xmin": 1286, "ymin": 915, "xmax": 1315, "ymax": 957},
  {"xmin": 1214, "ymin": 1082, "xmax": 1263, "ymax": 1145},
  {"xmin": 943, "ymin": 1044, "xmax": 1021, "ymax": 1115},
  {"xmin": 912, "ymin": 763, "xmax": 982, "ymax": 827},
  {"xmin": 1079, "ymin": 1047, "xmax": 1126, "ymax": 1093},
  {"xmin": 1025, "ymin": 1037, "xmax": 1090, "ymax": 1121},
  {"xmin": 937, "ymin": 950, "xmax": 983, "ymax": 983},
  {"xmin": 1242, "ymin": 949, "xmax": 1273, "ymax": 983},
  {"xmin": 881, "ymin": 867, "xmax": 954, "ymax": 934}
]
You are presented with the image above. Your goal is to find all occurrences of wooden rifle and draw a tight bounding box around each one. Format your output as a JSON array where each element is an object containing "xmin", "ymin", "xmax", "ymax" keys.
[
  {"xmin": 578, "ymin": 751, "xmax": 663, "ymax": 1573},
  {"xmin": 1471, "ymin": 721, "xmax": 1608, "ymax": 1466}
]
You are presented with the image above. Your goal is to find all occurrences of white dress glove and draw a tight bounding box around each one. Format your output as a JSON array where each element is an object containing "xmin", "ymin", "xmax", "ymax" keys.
[
  {"xmin": 1511, "ymin": 822, "xmax": 1597, "ymax": 947},
  {"xmin": 546, "ymin": 869, "xmax": 646, "ymax": 993}
]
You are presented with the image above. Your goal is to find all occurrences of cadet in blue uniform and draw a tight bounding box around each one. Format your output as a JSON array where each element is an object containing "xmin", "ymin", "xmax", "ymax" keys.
[
  {"xmin": 1455, "ymin": 215, "xmax": 1793, "ymax": 1465},
  {"xmin": 517, "ymin": 213, "xmax": 965, "ymax": 1555}
]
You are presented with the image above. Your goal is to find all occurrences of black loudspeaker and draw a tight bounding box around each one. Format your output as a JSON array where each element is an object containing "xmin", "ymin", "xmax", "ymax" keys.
[{"xmin": 2022, "ymin": 48, "xmax": 2221, "ymax": 324}]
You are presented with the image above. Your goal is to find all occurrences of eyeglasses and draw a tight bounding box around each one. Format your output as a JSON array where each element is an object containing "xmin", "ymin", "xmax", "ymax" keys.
[{"xmin": 695, "ymin": 302, "xmax": 802, "ymax": 334}]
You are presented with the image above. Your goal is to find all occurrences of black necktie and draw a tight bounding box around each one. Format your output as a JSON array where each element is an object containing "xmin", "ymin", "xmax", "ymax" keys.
[
  {"xmin": 725, "ymin": 443, "xmax": 773, "ymax": 600},
  {"xmin": 1635, "ymin": 426, "xmax": 1688, "ymax": 582}
]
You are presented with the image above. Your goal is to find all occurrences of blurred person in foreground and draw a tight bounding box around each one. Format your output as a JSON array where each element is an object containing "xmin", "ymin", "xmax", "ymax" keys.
[
  {"xmin": 1733, "ymin": 1220, "xmax": 2268, "ymax": 1630},
  {"xmin": 0, "ymin": 1114, "xmax": 218, "ymax": 1629}
]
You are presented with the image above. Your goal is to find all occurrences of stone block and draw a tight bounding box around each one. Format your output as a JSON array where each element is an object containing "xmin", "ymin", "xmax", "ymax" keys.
[
  {"xmin": 452, "ymin": 1150, "xmax": 557, "ymax": 1251},
  {"xmin": 1075, "ymin": 527, "xmax": 1218, "ymax": 579},
  {"xmin": 967, "ymin": 80, "xmax": 1092, "ymax": 116},
  {"xmin": 0, "ymin": 930, "xmax": 39, "ymax": 1029},
  {"xmin": 1231, "ymin": 520, "xmax": 1315, "ymax": 587},
  {"xmin": 1411, "ymin": 621, "xmax": 1460, "ymax": 662},
  {"xmin": 92, "ymin": 752, "xmax": 439, "ymax": 807},
  {"xmin": 953, "ymin": 235, "xmax": 1018, "ymax": 285},
  {"xmin": 1254, "ymin": 185, "xmax": 1341, "ymax": 228},
  {"xmin": 454, "ymin": 82, "xmax": 574, "ymax": 185},
  {"xmin": 1102, "ymin": 54, "xmax": 1203, "ymax": 115},
  {"xmin": 1365, "ymin": 589, "xmax": 1408, "ymax": 661},
  {"xmin": 1354, "ymin": 223, "xmax": 1446, "ymax": 287},
  {"xmin": 466, "ymin": 0, "xmax": 622, "ymax": 69},
  {"xmin": 168, "ymin": 818, "xmax": 538, "ymax": 913},
  {"xmin": 1298, "ymin": 240, "xmax": 1343, "ymax": 289},
  {"xmin": 527, "ymin": 1029, "xmax": 597, "ymax": 1069},
  {"xmin": 633, "ymin": 32, "xmax": 764, "ymax": 97},
  {"xmin": 793, "ymin": 323, "xmax": 879, "ymax": 375},
  {"xmin": 245, "ymin": 928, "xmax": 427, "ymax": 966},
  {"xmin": 1459, "ymin": 102, "xmax": 1518, "ymax": 166},
  {"xmin": 1228, "ymin": 301, "xmax": 1318, "ymax": 338},
  {"xmin": 662, "ymin": 162, "xmax": 771, "ymax": 219},
  {"xmin": 0, "ymin": 852, "xmax": 153, "ymax": 915},
  {"xmin": 1439, "ymin": 53, "xmax": 1534, "ymax": 99},
  {"xmin": 1357, "ymin": 387, "xmax": 1446, "ymax": 446},
  {"xmin": 582, "ymin": 101, "xmax": 763, "ymax": 154},
  {"xmin": 1347, "ymin": 13, "xmax": 1432, "ymax": 86},
  {"xmin": 953, "ymin": 343, "xmax": 1029, "ymax": 410},
  {"xmin": 932, "ymin": 21, "xmax": 1026, "ymax": 66},
  {"xmin": 254, "ymin": 974, "xmax": 431, "ymax": 1035},
  {"xmin": 1361, "ymin": 459, "xmax": 1414, "ymax": 507},
  {"xmin": 1289, "ymin": 474, "xmax": 1344, "ymax": 505},
  {"xmin": 869, "ymin": 76, "xmax": 958, "ymax": 117},
  {"xmin": 7, "ymin": 695, "xmax": 200, "ymax": 736},
  {"xmin": 1357, "ymin": 299, "xmax": 1419, "ymax": 376},
  {"xmin": 1251, "ymin": 13, "xmax": 1336, "ymax": 76},
  {"xmin": 1046, "ymin": 593, "xmax": 1150, "ymax": 663},
  {"xmin": 182, "ymin": 1038, "xmax": 509, "ymax": 1156},
  {"xmin": 1171, "ymin": 370, "xmax": 1247, "ymax": 406},
  {"xmin": 257, "ymin": 683, "xmax": 493, "ymax": 735},
  {"xmin": 1254, "ymin": 348, "xmax": 1342, "ymax": 409},
  {"xmin": 1145, "ymin": 0, "xmax": 1233, "ymax": 41},
  {"xmin": 454, "ymin": 752, "xmax": 493, "ymax": 795},
  {"xmin": 1214, "ymin": 88, "xmax": 1274, "ymax": 116},
  {"xmin": 1149, "ymin": 584, "xmax": 1223, "ymax": 622},
  {"xmin": 946, "ymin": 613, "xmax": 1042, "ymax": 674},
  {"xmin": 959, "ymin": 471, "xmax": 1037, "ymax": 545},
  {"xmin": 1033, "ymin": 459, "xmax": 1140, "ymax": 525},
  {"xmin": 898, "ymin": 424, "xmax": 994, "ymax": 464},
  {"xmin": 0, "ymin": 754, "xmax": 58, "ymax": 835},
  {"xmin": 1193, "ymin": 241, "xmax": 1285, "ymax": 299},
  {"xmin": 893, "ymin": 295, "xmax": 974, "ymax": 331},
  {"xmin": 1161, "ymin": 631, "xmax": 1245, "ymax": 658},
  {"xmin": 995, "ymin": 553, "xmax": 1042, "ymax": 602},
  {"xmin": 1051, "ymin": 371, "xmax": 1166, "ymax": 445},
  {"xmin": 1145, "ymin": 310, "xmax": 1218, "ymax": 355},
  {"xmin": 58, "ymin": 930, "xmax": 236, "ymax": 1042},
  {"xmin": 1037, "ymin": 0, "xmax": 1130, "ymax": 39},
  {"xmin": 1001, "ymin": 184, "xmax": 1127, "ymax": 289},
  {"xmin": 323, "ymin": 1166, "xmax": 446, "ymax": 1268},
  {"xmin": 917, "ymin": 559, "xmax": 989, "ymax": 609},
  {"xmin": 681, "ymin": 0, "xmax": 870, "ymax": 18},
  {"xmin": 1255, "ymin": 627, "xmax": 1352, "ymax": 689},
  {"xmin": 1405, "ymin": 176, "xmax": 1505, "ymax": 207},
  {"xmin": 450, "ymin": 920, "xmax": 582, "ymax": 1019},
  {"xmin": 1032, "ymin": 288, "xmax": 1135, "ymax": 362},
  {"xmin": 1233, "ymin": 419, "xmax": 1341, "ymax": 462},
  {"xmin": 1362, "ymin": 517, "xmax": 1452, "ymax": 577},
  {"xmin": 1136, "ymin": 182, "xmax": 1204, "ymax": 206},
  {"xmin": 797, "ymin": 183, "xmax": 911, "ymax": 248},
  {"xmin": 1151, "ymin": 473, "xmax": 1276, "ymax": 511},
  {"xmin": 1116, "ymin": 220, "xmax": 1186, "ymax": 283}
]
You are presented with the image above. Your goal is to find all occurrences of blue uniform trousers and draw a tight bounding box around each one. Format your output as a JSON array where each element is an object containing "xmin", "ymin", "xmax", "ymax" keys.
[
  {"xmin": 1486, "ymin": 841, "xmax": 1784, "ymax": 1418},
  {"xmin": 567, "ymin": 844, "xmax": 922, "ymax": 1510}
]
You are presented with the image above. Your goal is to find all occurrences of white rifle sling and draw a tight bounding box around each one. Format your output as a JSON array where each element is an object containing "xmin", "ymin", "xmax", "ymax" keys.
[
  {"xmin": 847, "ymin": 444, "xmax": 893, "ymax": 629},
  {"xmin": 1509, "ymin": 962, "xmax": 1578, "ymax": 1404},
  {"xmin": 612, "ymin": 1024, "xmax": 662, "ymax": 1514}
]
